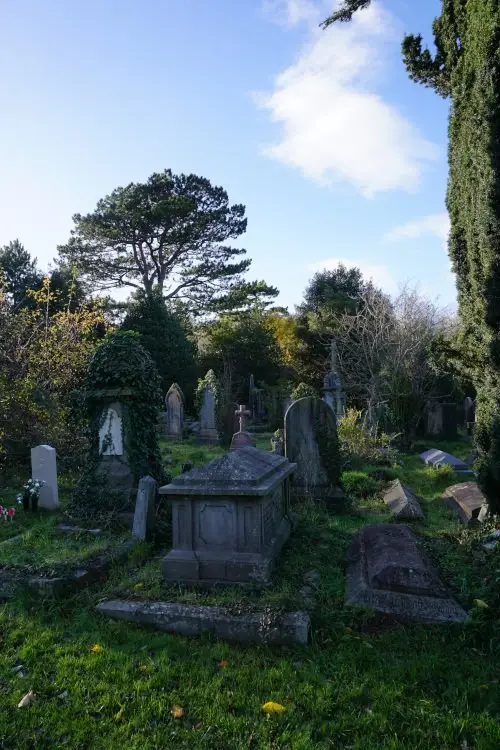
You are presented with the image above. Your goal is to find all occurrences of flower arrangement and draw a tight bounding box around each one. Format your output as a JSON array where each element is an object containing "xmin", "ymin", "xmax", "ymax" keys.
[
  {"xmin": 0, "ymin": 506, "xmax": 16, "ymax": 522},
  {"xmin": 16, "ymin": 479, "xmax": 45, "ymax": 512}
]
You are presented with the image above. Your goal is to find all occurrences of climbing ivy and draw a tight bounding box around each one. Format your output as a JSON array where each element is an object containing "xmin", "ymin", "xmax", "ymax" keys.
[{"xmin": 195, "ymin": 369, "xmax": 224, "ymax": 439}]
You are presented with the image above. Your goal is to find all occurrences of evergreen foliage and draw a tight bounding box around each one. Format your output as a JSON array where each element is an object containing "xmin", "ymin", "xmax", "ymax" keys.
[
  {"xmin": 121, "ymin": 290, "xmax": 197, "ymax": 398},
  {"xmin": 322, "ymin": 0, "xmax": 500, "ymax": 512}
]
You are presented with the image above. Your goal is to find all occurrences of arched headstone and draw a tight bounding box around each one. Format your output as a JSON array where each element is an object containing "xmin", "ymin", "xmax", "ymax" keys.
[{"xmin": 165, "ymin": 383, "xmax": 185, "ymax": 439}]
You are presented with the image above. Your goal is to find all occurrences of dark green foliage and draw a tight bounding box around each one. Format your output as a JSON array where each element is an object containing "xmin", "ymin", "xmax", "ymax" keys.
[
  {"xmin": 0, "ymin": 240, "xmax": 41, "ymax": 308},
  {"xmin": 290, "ymin": 382, "xmax": 317, "ymax": 401},
  {"xmin": 341, "ymin": 470, "xmax": 380, "ymax": 498},
  {"xmin": 84, "ymin": 331, "xmax": 164, "ymax": 483},
  {"xmin": 321, "ymin": 1, "xmax": 500, "ymax": 512},
  {"xmin": 301, "ymin": 263, "xmax": 375, "ymax": 319},
  {"xmin": 58, "ymin": 169, "xmax": 278, "ymax": 315},
  {"xmin": 121, "ymin": 290, "xmax": 197, "ymax": 397}
]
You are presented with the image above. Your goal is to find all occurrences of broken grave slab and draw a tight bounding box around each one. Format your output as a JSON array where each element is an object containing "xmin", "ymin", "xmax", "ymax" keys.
[
  {"xmin": 96, "ymin": 599, "xmax": 310, "ymax": 645},
  {"xmin": 420, "ymin": 449, "xmax": 473, "ymax": 475},
  {"xmin": 442, "ymin": 482, "xmax": 488, "ymax": 525},
  {"xmin": 383, "ymin": 480, "xmax": 424, "ymax": 521},
  {"xmin": 345, "ymin": 523, "xmax": 467, "ymax": 624}
]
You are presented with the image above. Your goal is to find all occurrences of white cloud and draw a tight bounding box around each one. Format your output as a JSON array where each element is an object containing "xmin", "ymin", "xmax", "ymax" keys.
[
  {"xmin": 384, "ymin": 212, "xmax": 450, "ymax": 245},
  {"xmin": 307, "ymin": 256, "xmax": 397, "ymax": 293},
  {"xmin": 258, "ymin": 1, "xmax": 438, "ymax": 197},
  {"xmin": 262, "ymin": 0, "xmax": 322, "ymax": 27}
]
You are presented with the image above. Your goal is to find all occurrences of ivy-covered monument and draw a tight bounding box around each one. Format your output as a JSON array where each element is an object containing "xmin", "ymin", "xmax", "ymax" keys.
[{"xmin": 71, "ymin": 331, "xmax": 164, "ymax": 519}]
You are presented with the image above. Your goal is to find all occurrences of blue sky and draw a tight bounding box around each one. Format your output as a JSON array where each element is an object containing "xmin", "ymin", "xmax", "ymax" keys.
[{"xmin": 0, "ymin": 0, "xmax": 453, "ymax": 310}]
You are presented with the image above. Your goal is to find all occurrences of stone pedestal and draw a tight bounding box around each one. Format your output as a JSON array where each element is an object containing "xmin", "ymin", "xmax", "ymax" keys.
[{"xmin": 160, "ymin": 447, "xmax": 296, "ymax": 586}]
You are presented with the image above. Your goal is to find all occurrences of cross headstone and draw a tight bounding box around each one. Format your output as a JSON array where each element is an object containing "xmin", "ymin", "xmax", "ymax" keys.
[
  {"xmin": 235, "ymin": 404, "xmax": 251, "ymax": 432},
  {"xmin": 230, "ymin": 404, "xmax": 255, "ymax": 451},
  {"xmin": 31, "ymin": 445, "xmax": 59, "ymax": 510}
]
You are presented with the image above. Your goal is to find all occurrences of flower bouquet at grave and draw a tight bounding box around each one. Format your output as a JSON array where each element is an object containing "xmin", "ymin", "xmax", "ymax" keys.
[
  {"xmin": 0, "ymin": 505, "xmax": 16, "ymax": 522},
  {"xmin": 16, "ymin": 479, "xmax": 45, "ymax": 512}
]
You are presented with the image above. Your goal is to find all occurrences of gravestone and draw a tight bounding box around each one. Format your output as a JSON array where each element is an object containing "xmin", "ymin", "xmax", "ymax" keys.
[
  {"xmin": 420, "ymin": 448, "xmax": 473, "ymax": 475},
  {"xmin": 96, "ymin": 398, "xmax": 135, "ymax": 499},
  {"xmin": 426, "ymin": 401, "xmax": 443, "ymax": 436},
  {"xmin": 132, "ymin": 476, "xmax": 157, "ymax": 540},
  {"xmin": 165, "ymin": 383, "xmax": 184, "ymax": 439},
  {"xmin": 271, "ymin": 429, "xmax": 284, "ymax": 455},
  {"xmin": 443, "ymin": 482, "xmax": 488, "ymax": 525},
  {"xmin": 31, "ymin": 445, "xmax": 59, "ymax": 510},
  {"xmin": 160, "ymin": 446, "xmax": 296, "ymax": 585},
  {"xmin": 230, "ymin": 404, "xmax": 255, "ymax": 451},
  {"xmin": 383, "ymin": 480, "xmax": 424, "ymax": 521},
  {"xmin": 322, "ymin": 339, "xmax": 346, "ymax": 421},
  {"xmin": 285, "ymin": 397, "xmax": 342, "ymax": 504},
  {"xmin": 345, "ymin": 524, "xmax": 467, "ymax": 624},
  {"xmin": 464, "ymin": 396, "xmax": 475, "ymax": 433},
  {"xmin": 198, "ymin": 370, "xmax": 220, "ymax": 446},
  {"xmin": 441, "ymin": 403, "xmax": 458, "ymax": 439}
]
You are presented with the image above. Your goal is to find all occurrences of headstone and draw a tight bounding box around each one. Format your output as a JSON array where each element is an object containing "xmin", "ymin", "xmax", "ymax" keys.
[
  {"xmin": 420, "ymin": 448, "xmax": 473, "ymax": 475},
  {"xmin": 442, "ymin": 482, "xmax": 488, "ymax": 525},
  {"xmin": 441, "ymin": 403, "xmax": 458, "ymax": 439},
  {"xmin": 99, "ymin": 403, "xmax": 124, "ymax": 456},
  {"xmin": 425, "ymin": 401, "xmax": 443, "ymax": 436},
  {"xmin": 165, "ymin": 383, "xmax": 184, "ymax": 440},
  {"xmin": 159, "ymin": 446, "xmax": 296, "ymax": 585},
  {"xmin": 31, "ymin": 445, "xmax": 59, "ymax": 510},
  {"xmin": 285, "ymin": 397, "xmax": 342, "ymax": 504},
  {"xmin": 322, "ymin": 339, "xmax": 346, "ymax": 421},
  {"xmin": 249, "ymin": 374, "xmax": 265, "ymax": 422},
  {"xmin": 96, "ymin": 399, "xmax": 135, "ymax": 498},
  {"xmin": 230, "ymin": 404, "xmax": 255, "ymax": 451},
  {"xmin": 464, "ymin": 396, "xmax": 475, "ymax": 433},
  {"xmin": 283, "ymin": 396, "xmax": 293, "ymax": 416},
  {"xmin": 132, "ymin": 476, "xmax": 157, "ymax": 540},
  {"xmin": 345, "ymin": 524, "xmax": 468, "ymax": 624},
  {"xmin": 383, "ymin": 480, "xmax": 424, "ymax": 521},
  {"xmin": 198, "ymin": 370, "xmax": 220, "ymax": 445}
]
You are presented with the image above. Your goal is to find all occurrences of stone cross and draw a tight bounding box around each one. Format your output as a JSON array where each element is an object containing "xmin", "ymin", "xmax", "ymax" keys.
[{"xmin": 235, "ymin": 404, "xmax": 251, "ymax": 432}]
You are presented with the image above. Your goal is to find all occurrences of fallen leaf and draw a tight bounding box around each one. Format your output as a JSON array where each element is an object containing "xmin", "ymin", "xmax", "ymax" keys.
[
  {"xmin": 114, "ymin": 706, "xmax": 125, "ymax": 721},
  {"xmin": 134, "ymin": 583, "xmax": 144, "ymax": 590},
  {"xmin": 343, "ymin": 627, "xmax": 353, "ymax": 633},
  {"xmin": 91, "ymin": 644, "xmax": 103, "ymax": 653},
  {"xmin": 171, "ymin": 704, "xmax": 184, "ymax": 719},
  {"xmin": 194, "ymin": 722, "xmax": 202, "ymax": 730},
  {"xmin": 262, "ymin": 701, "xmax": 286, "ymax": 714},
  {"xmin": 474, "ymin": 599, "xmax": 489, "ymax": 609},
  {"xmin": 139, "ymin": 664, "xmax": 148, "ymax": 672},
  {"xmin": 18, "ymin": 689, "xmax": 35, "ymax": 708},
  {"xmin": 218, "ymin": 660, "xmax": 230, "ymax": 669}
]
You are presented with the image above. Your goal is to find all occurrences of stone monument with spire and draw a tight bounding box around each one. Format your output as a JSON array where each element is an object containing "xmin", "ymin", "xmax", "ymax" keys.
[{"xmin": 323, "ymin": 339, "xmax": 346, "ymax": 421}]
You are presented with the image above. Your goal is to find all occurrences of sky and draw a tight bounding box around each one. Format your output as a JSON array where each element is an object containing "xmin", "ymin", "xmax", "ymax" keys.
[{"xmin": 0, "ymin": 0, "xmax": 453, "ymax": 311}]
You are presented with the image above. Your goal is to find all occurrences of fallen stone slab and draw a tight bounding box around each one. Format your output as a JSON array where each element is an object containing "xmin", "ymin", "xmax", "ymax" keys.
[
  {"xmin": 96, "ymin": 599, "xmax": 310, "ymax": 645},
  {"xmin": 420, "ymin": 449, "xmax": 473, "ymax": 475},
  {"xmin": 442, "ymin": 482, "xmax": 488, "ymax": 525},
  {"xmin": 56, "ymin": 524, "xmax": 102, "ymax": 535},
  {"xmin": 383, "ymin": 480, "xmax": 424, "ymax": 521},
  {"xmin": 345, "ymin": 523, "xmax": 467, "ymax": 624}
]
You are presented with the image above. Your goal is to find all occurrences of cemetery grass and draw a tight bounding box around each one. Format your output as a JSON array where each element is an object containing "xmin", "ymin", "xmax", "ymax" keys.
[{"xmin": 1, "ymin": 440, "xmax": 500, "ymax": 748}]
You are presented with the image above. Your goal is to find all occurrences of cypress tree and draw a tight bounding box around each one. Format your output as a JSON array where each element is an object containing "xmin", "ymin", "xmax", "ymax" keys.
[{"xmin": 324, "ymin": 1, "xmax": 500, "ymax": 511}]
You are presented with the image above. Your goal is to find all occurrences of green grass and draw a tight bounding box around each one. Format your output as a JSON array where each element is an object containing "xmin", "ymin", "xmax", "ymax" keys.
[{"xmin": 1, "ymin": 436, "xmax": 500, "ymax": 748}]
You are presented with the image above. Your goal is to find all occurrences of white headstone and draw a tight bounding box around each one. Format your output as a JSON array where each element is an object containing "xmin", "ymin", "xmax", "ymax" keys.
[
  {"xmin": 31, "ymin": 444, "xmax": 59, "ymax": 509},
  {"xmin": 99, "ymin": 404, "xmax": 124, "ymax": 456}
]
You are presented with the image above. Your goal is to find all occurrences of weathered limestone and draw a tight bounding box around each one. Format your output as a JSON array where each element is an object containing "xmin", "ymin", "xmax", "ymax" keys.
[
  {"xmin": 165, "ymin": 383, "xmax": 184, "ymax": 439},
  {"xmin": 159, "ymin": 446, "xmax": 296, "ymax": 586},
  {"xmin": 31, "ymin": 445, "xmax": 59, "ymax": 509},
  {"xmin": 285, "ymin": 397, "xmax": 342, "ymax": 504},
  {"xmin": 420, "ymin": 449, "xmax": 473, "ymax": 475},
  {"xmin": 96, "ymin": 600, "xmax": 310, "ymax": 645},
  {"xmin": 442, "ymin": 482, "xmax": 488, "ymax": 525},
  {"xmin": 345, "ymin": 524, "xmax": 467, "ymax": 624},
  {"xmin": 132, "ymin": 476, "xmax": 157, "ymax": 540},
  {"xmin": 383, "ymin": 480, "xmax": 424, "ymax": 521}
]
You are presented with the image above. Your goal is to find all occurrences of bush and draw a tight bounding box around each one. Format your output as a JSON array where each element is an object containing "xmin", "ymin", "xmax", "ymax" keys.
[
  {"xmin": 341, "ymin": 471, "xmax": 381, "ymax": 498},
  {"xmin": 291, "ymin": 382, "xmax": 318, "ymax": 401},
  {"xmin": 338, "ymin": 408, "xmax": 398, "ymax": 468}
]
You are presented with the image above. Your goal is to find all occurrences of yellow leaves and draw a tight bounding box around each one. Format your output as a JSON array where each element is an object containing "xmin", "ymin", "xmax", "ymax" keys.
[
  {"xmin": 134, "ymin": 583, "xmax": 144, "ymax": 590},
  {"xmin": 218, "ymin": 660, "xmax": 230, "ymax": 669},
  {"xmin": 90, "ymin": 644, "xmax": 103, "ymax": 653},
  {"xmin": 474, "ymin": 599, "xmax": 489, "ymax": 609},
  {"xmin": 171, "ymin": 704, "xmax": 184, "ymax": 719},
  {"xmin": 262, "ymin": 701, "xmax": 286, "ymax": 714},
  {"xmin": 139, "ymin": 664, "xmax": 148, "ymax": 672}
]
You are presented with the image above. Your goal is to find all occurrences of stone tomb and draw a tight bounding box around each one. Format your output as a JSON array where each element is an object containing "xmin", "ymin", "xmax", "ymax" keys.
[
  {"xmin": 160, "ymin": 446, "xmax": 296, "ymax": 586},
  {"xmin": 345, "ymin": 523, "xmax": 467, "ymax": 624},
  {"xmin": 31, "ymin": 444, "xmax": 59, "ymax": 510},
  {"xmin": 420, "ymin": 448, "xmax": 473, "ymax": 475},
  {"xmin": 383, "ymin": 480, "xmax": 424, "ymax": 521},
  {"xmin": 442, "ymin": 482, "xmax": 488, "ymax": 525},
  {"xmin": 165, "ymin": 383, "xmax": 184, "ymax": 439}
]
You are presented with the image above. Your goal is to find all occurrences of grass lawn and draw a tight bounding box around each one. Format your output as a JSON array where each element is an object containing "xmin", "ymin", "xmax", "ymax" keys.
[{"xmin": 0, "ymin": 437, "xmax": 499, "ymax": 748}]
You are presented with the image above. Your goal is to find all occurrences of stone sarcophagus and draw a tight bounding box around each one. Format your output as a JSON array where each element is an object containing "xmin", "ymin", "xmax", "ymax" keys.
[{"xmin": 159, "ymin": 446, "xmax": 296, "ymax": 586}]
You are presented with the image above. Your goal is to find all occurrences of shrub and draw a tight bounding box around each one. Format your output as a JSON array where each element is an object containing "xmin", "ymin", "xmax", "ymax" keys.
[
  {"xmin": 291, "ymin": 382, "xmax": 318, "ymax": 401},
  {"xmin": 341, "ymin": 471, "xmax": 381, "ymax": 498},
  {"xmin": 338, "ymin": 408, "xmax": 398, "ymax": 468}
]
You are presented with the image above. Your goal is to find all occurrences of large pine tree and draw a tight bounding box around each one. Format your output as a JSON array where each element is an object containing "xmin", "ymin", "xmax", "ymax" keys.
[{"xmin": 325, "ymin": 0, "xmax": 500, "ymax": 511}]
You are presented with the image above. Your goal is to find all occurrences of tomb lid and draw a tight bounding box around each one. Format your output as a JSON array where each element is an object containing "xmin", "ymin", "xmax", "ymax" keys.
[
  {"xmin": 159, "ymin": 446, "xmax": 296, "ymax": 497},
  {"xmin": 420, "ymin": 448, "xmax": 472, "ymax": 473}
]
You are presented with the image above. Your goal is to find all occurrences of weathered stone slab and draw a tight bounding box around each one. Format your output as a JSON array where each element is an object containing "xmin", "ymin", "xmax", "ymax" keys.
[
  {"xmin": 96, "ymin": 599, "xmax": 310, "ymax": 645},
  {"xmin": 442, "ymin": 482, "xmax": 488, "ymax": 525},
  {"xmin": 165, "ymin": 383, "xmax": 184, "ymax": 439},
  {"xmin": 383, "ymin": 480, "xmax": 424, "ymax": 521},
  {"xmin": 56, "ymin": 524, "xmax": 102, "ymax": 535},
  {"xmin": 345, "ymin": 524, "xmax": 467, "ymax": 624},
  {"xmin": 420, "ymin": 449, "xmax": 473, "ymax": 475},
  {"xmin": 132, "ymin": 476, "xmax": 157, "ymax": 540},
  {"xmin": 31, "ymin": 444, "xmax": 59, "ymax": 509}
]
